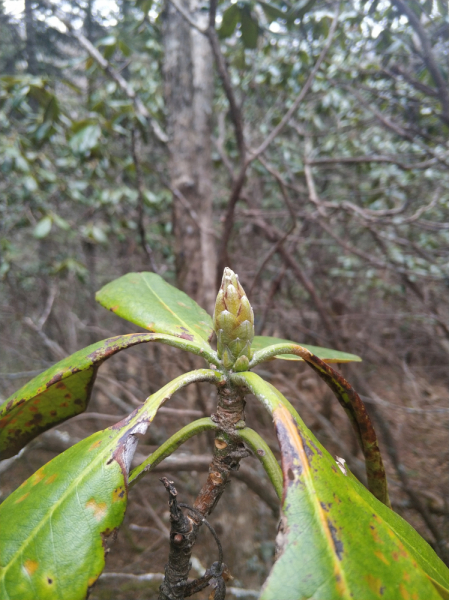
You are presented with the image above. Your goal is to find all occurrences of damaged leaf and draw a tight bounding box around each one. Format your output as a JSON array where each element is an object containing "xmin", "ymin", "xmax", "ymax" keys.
[
  {"xmin": 232, "ymin": 372, "xmax": 449, "ymax": 600},
  {"xmin": 96, "ymin": 272, "xmax": 215, "ymax": 349},
  {"xmin": 251, "ymin": 335, "xmax": 362, "ymax": 363},
  {"xmin": 0, "ymin": 333, "xmax": 218, "ymax": 460},
  {"xmin": 249, "ymin": 341, "xmax": 389, "ymax": 507},
  {"xmin": 0, "ymin": 369, "xmax": 221, "ymax": 600}
]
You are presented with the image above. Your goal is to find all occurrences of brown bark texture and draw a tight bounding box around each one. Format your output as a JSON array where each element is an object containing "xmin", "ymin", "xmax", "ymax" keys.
[{"xmin": 163, "ymin": 0, "xmax": 216, "ymax": 312}]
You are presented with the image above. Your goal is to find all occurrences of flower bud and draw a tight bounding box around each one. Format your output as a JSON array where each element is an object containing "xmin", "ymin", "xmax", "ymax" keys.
[
  {"xmin": 213, "ymin": 268, "xmax": 254, "ymax": 369},
  {"xmin": 234, "ymin": 355, "xmax": 249, "ymax": 372},
  {"xmin": 224, "ymin": 284, "xmax": 241, "ymax": 316},
  {"xmin": 222, "ymin": 346, "xmax": 235, "ymax": 369}
]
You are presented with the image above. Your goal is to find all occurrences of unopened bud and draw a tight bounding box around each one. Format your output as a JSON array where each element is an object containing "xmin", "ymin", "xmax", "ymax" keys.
[
  {"xmin": 213, "ymin": 268, "xmax": 254, "ymax": 370},
  {"xmin": 234, "ymin": 355, "xmax": 249, "ymax": 372}
]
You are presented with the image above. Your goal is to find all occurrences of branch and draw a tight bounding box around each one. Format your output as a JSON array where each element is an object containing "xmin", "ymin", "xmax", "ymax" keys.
[
  {"xmin": 343, "ymin": 84, "xmax": 449, "ymax": 168},
  {"xmin": 100, "ymin": 573, "xmax": 259, "ymax": 599},
  {"xmin": 251, "ymin": 215, "xmax": 339, "ymax": 344},
  {"xmin": 206, "ymin": 27, "xmax": 245, "ymax": 163},
  {"xmin": 138, "ymin": 454, "xmax": 280, "ymax": 516},
  {"xmin": 248, "ymin": 156, "xmax": 297, "ymax": 295},
  {"xmin": 308, "ymin": 155, "xmax": 438, "ymax": 171},
  {"xmin": 216, "ymin": 2, "xmax": 339, "ymax": 280},
  {"xmin": 131, "ymin": 128, "xmax": 159, "ymax": 272},
  {"xmin": 304, "ymin": 136, "xmax": 328, "ymax": 217},
  {"xmin": 390, "ymin": 0, "xmax": 449, "ymax": 123},
  {"xmin": 351, "ymin": 373, "xmax": 449, "ymax": 562},
  {"xmin": 382, "ymin": 66, "xmax": 439, "ymax": 98},
  {"xmin": 23, "ymin": 317, "xmax": 67, "ymax": 361},
  {"xmin": 45, "ymin": 3, "xmax": 168, "ymax": 143},
  {"xmin": 248, "ymin": 3, "xmax": 340, "ymax": 161}
]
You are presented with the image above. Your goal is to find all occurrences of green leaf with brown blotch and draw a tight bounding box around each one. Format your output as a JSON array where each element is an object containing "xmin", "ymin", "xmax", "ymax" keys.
[
  {"xmin": 0, "ymin": 369, "xmax": 222, "ymax": 600},
  {"xmin": 0, "ymin": 333, "xmax": 218, "ymax": 460},
  {"xmin": 251, "ymin": 335, "xmax": 362, "ymax": 362},
  {"xmin": 250, "ymin": 341, "xmax": 389, "ymax": 506},
  {"xmin": 96, "ymin": 272, "xmax": 214, "ymax": 350},
  {"xmin": 231, "ymin": 372, "xmax": 449, "ymax": 600}
]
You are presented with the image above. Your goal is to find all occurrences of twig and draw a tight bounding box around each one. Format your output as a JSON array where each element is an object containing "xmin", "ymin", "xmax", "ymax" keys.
[
  {"xmin": 99, "ymin": 573, "xmax": 259, "ymax": 599},
  {"xmin": 248, "ymin": 3, "xmax": 340, "ymax": 161},
  {"xmin": 215, "ymin": 3, "xmax": 340, "ymax": 280},
  {"xmin": 0, "ymin": 370, "xmax": 45, "ymax": 380},
  {"xmin": 22, "ymin": 317, "xmax": 67, "ymax": 361},
  {"xmin": 256, "ymin": 264, "xmax": 287, "ymax": 335},
  {"xmin": 248, "ymin": 156, "xmax": 297, "ymax": 295},
  {"xmin": 131, "ymin": 128, "xmax": 159, "ymax": 273},
  {"xmin": 342, "ymin": 84, "xmax": 449, "ymax": 168},
  {"xmin": 304, "ymin": 136, "xmax": 328, "ymax": 217},
  {"xmin": 308, "ymin": 154, "xmax": 438, "ymax": 171},
  {"xmin": 44, "ymin": 2, "xmax": 168, "ymax": 143},
  {"xmin": 36, "ymin": 285, "xmax": 58, "ymax": 330},
  {"xmin": 158, "ymin": 478, "xmax": 199, "ymax": 600},
  {"xmin": 390, "ymin": 0, "xmax": 449, "ymax": 123},
  {"xmin": 352, "ymin": 374, "xmax": 449, "ymax": 563},
  {"xmin": 136, "ymin": 487, "xmax": 170, "ymax": 539},
  {"xmin": 95, "ymin": 381, "xmax": 135, "ymax": 413},
  {"xmin": 167, "ymin": 0, "xmax": 206, "ymax": 33},
  {"xmin": 133, "ymin": 454, "xmax": 279, "ymax": 516}
]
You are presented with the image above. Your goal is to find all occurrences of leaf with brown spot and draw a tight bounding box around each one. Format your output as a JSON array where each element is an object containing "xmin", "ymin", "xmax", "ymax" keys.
[
  {"xmin": 95, "ymin": 272, "xmax": 215, "ymax": 350},
  {"xmin": 0, "ymin": 369, "xmax": 221, "ymax": 600},
  {"xmin": 250, "ymin": 341, "xmax": 389, "ymax": 507},
  {"xmin": 0, "ymin": 333, "xmax": 218, "ymax": 460},
  {"xmin": 251, "ymin": 335, "xmax": 362, "ymax": 363},
  {"xmin": 232, "ymin": 372, "xmax": 449, "ymax": 600}
]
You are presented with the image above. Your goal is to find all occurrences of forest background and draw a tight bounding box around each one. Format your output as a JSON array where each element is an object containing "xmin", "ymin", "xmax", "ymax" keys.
[{"xmin": 0, "ymin": 0, "xmax": 448, "ymax": 598}]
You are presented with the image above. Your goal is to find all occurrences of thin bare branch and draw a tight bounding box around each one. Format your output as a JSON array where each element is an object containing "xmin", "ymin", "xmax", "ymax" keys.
[
  {"xmin": 343, "ymin": 84, "xmax": 449, "ymax": 168},
  {"xmin": 249, "ymin": 3, "xmax": 340, "ymax": 161},
  {"xmin": 390, "ymin": 0, "xmax": 449, "ymax": 122},
  {"xmin": 45, "ymin": 2, "xmax": 168, "ymax": 143},
  {"xmin": 308, "ymin": 155, "xmax": 438, "ymax": 171},
  {"xmin": 167, "ymin": 0, "xmax": 206, "ymax": 33},
  {"xmin": 131, "ymin": 128, "xmax": 159, "ymax": 272},
  {"xmin": 304, "ymin": 137, "xmax": 328, "ymax": 217}
]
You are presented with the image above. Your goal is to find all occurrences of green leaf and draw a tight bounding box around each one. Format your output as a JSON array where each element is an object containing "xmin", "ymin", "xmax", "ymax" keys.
[
  {"xmin": 0, "ymin": 333, "xmax": 218, "ymax": 460},
  {"xmin": 232, "ymin": 372, "xmax": 449, "ymax": 600},
  {"xmin": 218, "ymin": 4, "xmax": 241, "ymax": 39},
  {"xmin": 97, "ymin": 35, "xmax": 117, "ymax": 47},
  {"xmin": 51, "ymin": 212, "xmax": 70, "ymax": 231},
  {"xmin": 241, "ymin": 6, "xmax": 259, "ymax": 49},
  {"xmin": 236, "ymin": 427, "xmax": 283, "ymax": 500},
  {"xmin": 136, "ymin": 0, "xmax": 153, "ymax": 13},
  {"xmin": 0, "ymin": 370, "xmax": 221, "ymax": 600},
  {"xmin": 33, "ymin": 216, "xmax": 52, "ymax": 239},
  {"xmin": 69, "ymin": 123, "xmax": 101, "ymax": 154},
  {"xmin": 251, "ymin": 335, "xmax": 362, "ymax": 362},
  {"xmin": 95, "ymin": 272, "xmax": 214, "ymax": 350},
  {"xmin": 250, "ymin": 341, "xmax": 388, "ymax": 506},
  {"xmin": 257, "ymin": 1, "xmax": 286, "ymax": 22},
  {"xmin": 129, "ymin": 417, "xmax": 219, "ymax": 486},
  {"xmin": 118, "ymin": 40, "xmax": 132, "ymax": 57}
]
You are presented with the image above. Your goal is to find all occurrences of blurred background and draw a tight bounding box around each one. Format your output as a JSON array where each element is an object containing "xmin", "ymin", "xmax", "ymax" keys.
[{"xmin": 0, "ymin": 0, "xmax": 448, "ymax": 597}]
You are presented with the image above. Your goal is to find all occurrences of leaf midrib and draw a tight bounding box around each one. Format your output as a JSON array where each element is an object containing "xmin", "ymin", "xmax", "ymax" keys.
[
  {"xmin": 141, "ymin": 275, "xmax": 211, "ymax": 346},
  {"xmin": 279, "ymin": 404, "xmax": 352, "ymax": 600},
  {"xmin": 0, "ymin": 371, "xmax": 213, "ymax": 582},
  {"xmin": 0, "ymin": 428, "xmax": 123, "ymax": 584}
]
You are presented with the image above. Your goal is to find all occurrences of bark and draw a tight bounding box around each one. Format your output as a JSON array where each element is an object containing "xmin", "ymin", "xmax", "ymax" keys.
[
  {"xmin": 163, "ymin": 0, "xmax": 216, "ymax": 311},
  {"xmin": 24, "ymin": 0, "xmax": 37, "ymax": 75}
]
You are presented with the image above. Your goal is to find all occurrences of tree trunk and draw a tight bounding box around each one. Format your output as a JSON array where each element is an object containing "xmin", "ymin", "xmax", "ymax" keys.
[
  {"xmin": 24, "ymin": 0, "xmax": 37, "ymax": 75},
  {"xmin": 163, "ymin": 0, "xmax": 216, "ymax": 312}
]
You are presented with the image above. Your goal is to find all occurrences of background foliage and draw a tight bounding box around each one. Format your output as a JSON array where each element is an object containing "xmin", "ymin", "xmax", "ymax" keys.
[{"xmin": 1, "ymin": 0, "xmax": 448, "ymax": 597}]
